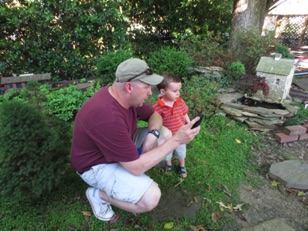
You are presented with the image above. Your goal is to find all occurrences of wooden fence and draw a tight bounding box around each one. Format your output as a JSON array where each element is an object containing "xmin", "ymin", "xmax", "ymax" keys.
[{"xmin": 263, "ymin": 14, "xmax": 308, "ymax": 48}]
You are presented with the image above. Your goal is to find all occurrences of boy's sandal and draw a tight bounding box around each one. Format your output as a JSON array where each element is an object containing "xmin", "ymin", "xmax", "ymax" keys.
[
  {"xmin": 165, "ymin": 165, "xmax": 173, "ymax": 175},
  {"xmin": 179, "ymin": 166, "xmax": 187, "ymax": 178}
]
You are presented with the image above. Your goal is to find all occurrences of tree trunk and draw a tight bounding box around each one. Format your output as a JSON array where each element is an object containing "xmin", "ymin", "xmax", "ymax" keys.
[{"xmin": 230, "ymin": 0, "xmax": 270, "ymax": 50}]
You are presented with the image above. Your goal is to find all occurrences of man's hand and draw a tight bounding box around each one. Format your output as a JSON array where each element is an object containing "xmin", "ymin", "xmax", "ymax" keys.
[{"xmin": 174, "ymin": 116, "xmax": 201, "ymax": 144}]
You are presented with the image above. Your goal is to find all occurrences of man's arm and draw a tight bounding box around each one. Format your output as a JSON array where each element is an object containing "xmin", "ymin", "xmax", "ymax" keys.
[
  {"xmin": 141, "ymin": 111, "xmax": 163, "ymax": 154},
  {"xmin": 121, "ymin": 116, "xmax": 201, "ymax": 176},
  {"xmin": 147, "ymin": 111, "xmax": 163, "ymax": 131}
]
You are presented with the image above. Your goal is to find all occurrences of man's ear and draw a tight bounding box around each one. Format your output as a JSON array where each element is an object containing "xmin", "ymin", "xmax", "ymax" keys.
[{"xmin": 125, "ymin": 82, "xmax": 133, "ymax": 93}]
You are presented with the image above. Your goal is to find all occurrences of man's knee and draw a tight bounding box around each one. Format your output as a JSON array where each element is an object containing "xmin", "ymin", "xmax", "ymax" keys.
[{"xmin": 139, "ymin": 182, "xmax": 161, "ymax": 212}]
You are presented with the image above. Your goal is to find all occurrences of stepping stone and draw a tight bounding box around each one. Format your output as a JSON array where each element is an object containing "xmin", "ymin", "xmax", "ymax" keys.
[
  {"xmin": 269, "ymin": 160, "xmax": 308, "ymax": 190},
  {"xmin": 240, "ymin": 218, "xmax": 296, "ymax": 231}
]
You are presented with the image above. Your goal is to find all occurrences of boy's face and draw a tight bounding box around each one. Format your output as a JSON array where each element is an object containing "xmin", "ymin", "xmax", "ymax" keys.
[{"xmin": 160, "ymin": 82, "xmax": 182, "ymax": 102}]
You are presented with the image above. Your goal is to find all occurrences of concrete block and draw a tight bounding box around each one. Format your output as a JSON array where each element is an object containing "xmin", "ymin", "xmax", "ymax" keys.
[
  {"xmin": 299, "ymin": 133, "xmax": 308, "ymax": 141},
  {"xmin": 275, "ymin": 133, "xmax": 299, "ymax": 143},
  {"xmin": 302, "ymin": 124, "xmax": 308, "ymax": 133},
  {"xmin": 283, "ymin": 125, "xmax": 307, "ymax": 135}
]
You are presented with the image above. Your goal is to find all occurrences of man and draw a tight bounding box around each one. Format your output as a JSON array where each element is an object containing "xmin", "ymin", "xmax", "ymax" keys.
[{"xmin": 71, "ymin": 58, "xmax": 201, "ymax": 221}]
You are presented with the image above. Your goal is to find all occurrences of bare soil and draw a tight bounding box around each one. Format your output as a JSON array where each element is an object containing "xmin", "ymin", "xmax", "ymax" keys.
[
  {"xmin": 230, "ymin": 131, "xmax": 308, "ymax": 231},
  {"xmin": 149, "ymin": 130, "xmax": 308, "ymax": 231}
]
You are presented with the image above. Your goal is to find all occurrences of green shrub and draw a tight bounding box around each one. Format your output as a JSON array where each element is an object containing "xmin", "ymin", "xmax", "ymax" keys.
[
  {"xmin": 1, "ymin": 0, "xmax": 127, "ymax": 79},
  {"xmin": 227, "ymin": 61, "xmax": 246, "ymax": 80},
  {"xmin": 147, "ymin": 46, "xmax": 193, "ymax": 78},
  {"xmin": 0, "ymin": 100, "xmax": 70, "ymax": 201},
  {"xmin": 285, "ymin": 103, "xmax": 308, "ymax": 126},
  {"xmin": 181, "ymin": 75, "xmax": 220, "ymax": 119},
  {"xmin": 228, "ymin": 61, "xmax": 245, "ymax": 74},
  {"xmin": 232, "ymin": 29, "xmax": 277, "ymax": 74},
  {"xmin": 95, "ymin": 50, "xmax": 133, "ymax": 85},
  {"xmin": 39, "ymin": 83, "xmax": 99, "ymax": 122},
  {"xmin": 179, "ymin": 32, "xmax": 233, "ymax": 69},
  {"xmin": 275, "ymin": 45, "xmax": 294, "ymax": 59}
]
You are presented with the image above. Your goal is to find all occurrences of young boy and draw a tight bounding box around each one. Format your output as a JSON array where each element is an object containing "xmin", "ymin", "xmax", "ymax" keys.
[{"xmin": 152, "ymin": 73, "xmax": 190, "ymax": 178}]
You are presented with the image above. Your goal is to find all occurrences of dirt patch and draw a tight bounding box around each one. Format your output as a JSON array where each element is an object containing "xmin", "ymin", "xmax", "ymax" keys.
[
  {"xmin": 150, "ymin": 189, "xmax": 201, "ymax": 221},
  {"xmin": 150, "ymin": 131, "xmax": 308, "ymax": 230},
  {"xmin": 232, "ymin": 132, "xmax": 308, "ymax": 231}
]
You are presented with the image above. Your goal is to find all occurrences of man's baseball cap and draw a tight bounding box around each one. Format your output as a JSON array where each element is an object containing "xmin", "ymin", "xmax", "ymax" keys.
[{"xmin": 115, "ymin": 58, "xmax": 163, "ymax": 85}]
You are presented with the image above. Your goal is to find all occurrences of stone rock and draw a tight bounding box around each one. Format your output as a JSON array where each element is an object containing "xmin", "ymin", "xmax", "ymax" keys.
[
  {"xmin": 269, "ymin": 160, "xmax": 308, "ymax": 190},
  {"xmin": 240, "ymin": 218, "xmax": 296, "ymax": 231}
]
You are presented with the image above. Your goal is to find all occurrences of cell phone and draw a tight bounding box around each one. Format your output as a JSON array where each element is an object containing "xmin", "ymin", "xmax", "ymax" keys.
[{"xmin": 191, "ymin": 114, "xmax": 203, "ymax": 129}]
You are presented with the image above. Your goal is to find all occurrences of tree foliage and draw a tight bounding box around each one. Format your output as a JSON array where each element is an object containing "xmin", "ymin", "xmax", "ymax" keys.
[
  {"xmin": 1, "ymin": 0, "xmax": 234, "ymax": 80},
  {"xmin": 1, "ymin": 0, "xmax": 127, "ymax": 79}
]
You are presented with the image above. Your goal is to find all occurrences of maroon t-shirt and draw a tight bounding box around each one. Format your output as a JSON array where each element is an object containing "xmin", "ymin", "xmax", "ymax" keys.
[{"xmin": 71, "ymin": 86, "xmax": 155, "ymax": 173}]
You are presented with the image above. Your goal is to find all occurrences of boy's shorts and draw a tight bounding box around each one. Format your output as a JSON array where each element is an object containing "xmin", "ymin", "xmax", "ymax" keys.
[{"xmin": 165, "ymin": 144, "xmax": 186, "ymax": 161}]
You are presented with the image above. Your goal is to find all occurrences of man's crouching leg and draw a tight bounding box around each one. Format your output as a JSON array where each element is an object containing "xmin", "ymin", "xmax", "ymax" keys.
[{"xmin": 99, "ymin": 182, "xmax": 161, "ymax": 214}]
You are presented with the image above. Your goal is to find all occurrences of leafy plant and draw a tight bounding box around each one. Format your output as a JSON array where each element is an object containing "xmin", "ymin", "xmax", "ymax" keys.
[
  {"xmin": 39, "ymin": 83, "xmax": 100, "ymax": 122},
  {"xmin": 232, "ymin": 29, "xmax": 277, "ymax": 74},
  {"xmin": 275, "ymin": 45, "xmax": 294, "ymax": 59},
  {"xmin": 285, "ymin": 102, "xmax": 308, "ymax": 125},
  {"xmin": 95, "ymin": 50, "xmax": 133, "ymax": 85},
  {"xmin": 227, "ymin": 61, "xmax": 246, "ymax": 80},
  {"xmin": 1, "ymin": 0, "xmax": 127, "ymax": 79},
  {"xmin": 181, "ymin": 75, "xmax": 220, "ymax": 119},
  {"xmin": 147, "ymin": 46, "xmax": 193, "ymax": 78},
  {"xmin": 0, "ymin": 100, "xmax": 70, "ymax": 201},
  {"xmin": 179, "ymin": 32, "xmax": 233, "ymax": 68}
]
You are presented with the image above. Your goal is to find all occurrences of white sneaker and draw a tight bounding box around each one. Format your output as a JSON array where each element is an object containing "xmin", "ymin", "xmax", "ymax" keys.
[{"xmin": 86, "ymin": 187, "xmax": 115, "ymax": 221}]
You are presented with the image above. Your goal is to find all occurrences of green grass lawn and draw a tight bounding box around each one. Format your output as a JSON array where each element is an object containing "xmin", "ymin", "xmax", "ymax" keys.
[{"xmin": 0, "ymin": 115, "xmax": 258, "ymax": 231}]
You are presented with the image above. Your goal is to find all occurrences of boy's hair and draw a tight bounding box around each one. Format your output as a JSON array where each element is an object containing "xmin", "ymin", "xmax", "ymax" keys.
[{"xmin": 157, "ymin": 72, "xmax": 181, "ymax": 91}]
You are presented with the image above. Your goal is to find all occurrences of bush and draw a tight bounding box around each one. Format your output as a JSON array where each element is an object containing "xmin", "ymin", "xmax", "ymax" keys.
[
  {"xmin": 181, "ymin": 75, "xmax": 220, "ymax": 119},
  {"xmin": 285, "ymin": 103, "xmax": 308, "ymax": 126},
  {"xmin": 232, "ymin": 29, "xmax": 277, "ymax": 74},
  {"xmin": 1, "ymin": 0, "xmax": 127, "ymax": 79},
  {"xmin": 227, "ymin": 61, "xmax": 246, "ymax": 80},
  {"xmin": 0, "ymin": 100, "xmax": 70, "ymax": 201},
  {"xmin": 147, "ymin": 46, "xmax": 193, "ymax": 78},
  {"xmin": 179, "ymin": 32, "xmax": 233, "ymax": 69},
  {"xmin": 95, "ymin": 50, "xmax": 133, "ymax": 85},
  {"xmin": 39, "ymin": 83, "xmax": 100, "ymax": 122},
  {"xmin": 275, "ymin": 45, "xmax": 294, "ymax": 59}
]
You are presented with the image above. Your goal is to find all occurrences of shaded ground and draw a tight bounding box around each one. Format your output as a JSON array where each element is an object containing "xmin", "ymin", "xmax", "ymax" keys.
[
  {"xmin": 149, "ymin": 53, "xmax": 308, "ymax": 230},
  {"xmin": 149, "ymin": 132, "xmax": 308, "ymax": 231},
  {"xmin": 231, "ymin": 133, "xmax": 308, "ymax": 231}
]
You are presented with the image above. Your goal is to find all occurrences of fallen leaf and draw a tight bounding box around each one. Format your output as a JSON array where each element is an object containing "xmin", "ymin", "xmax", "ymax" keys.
[
  {"xmin": 271, "ymin": 180, "xmax": 280, "ymax": 187},
  {"xmin": 216, "ymin": 201, "xmax": 229, "ymax": 209},
  {"xmin": 235, "ymin": 139, "xmax": 242, "ymax": 144},
  {"xmin": 233, "ymin": 203, "xmax": 244, "ymax": 211},
  {"xmin": 298, "ymin": 191, "xmax": 305, "ymax": 196},
  {"xmin": 227, "ymin": 204, "xmax": 233, "ymax": 211},
  {"xmin": 211, "ymin": 212, "xmax": 217, "ymax": 223},
  {"xmin": 239, "ymin": 214, "xmax": 247, "ymax": 221},
  {"xmin": 174, "ymin": 178, "xmax": 184, "ymax": 187},
  {"xmin": 109, "ymin": 214, "xmax": 121, "ymax": 224},
  {"xmin": 216, "ymin": 212, "xmax": 222, "ymax": 219},
  {"xmin": 190, "ymin": 225, "xmax": 206, "ymax": 231},
  {"xmin": 81, "ymin": 211, "xmax": 91, "ymax": 217},
  {"xmin": 67, "ymin": 225, "xmax": 77, "ymax": 230},
  {"xmin": 194, "ymin": 196, "xmax": 199, "ymax": 203},
  {"xmin": 164, "ymin": 222, "xmax": 174, "ymax": 229}
]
